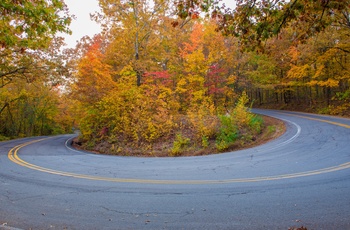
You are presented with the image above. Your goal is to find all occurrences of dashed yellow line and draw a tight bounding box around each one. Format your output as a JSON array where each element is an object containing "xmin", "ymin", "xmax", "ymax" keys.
[{"xmin": 7, "ymin": 136, "xmax": 350, "ymax": 185}]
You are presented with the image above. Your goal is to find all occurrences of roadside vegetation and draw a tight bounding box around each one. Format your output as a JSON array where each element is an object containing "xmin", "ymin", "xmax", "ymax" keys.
[
  {"xmin": 1, "ymin": 1, "xmax": 349, "ymax": 157},
  {"xmin": 73, "ymin": 92, "xmax": 280, "ymax": 156}
]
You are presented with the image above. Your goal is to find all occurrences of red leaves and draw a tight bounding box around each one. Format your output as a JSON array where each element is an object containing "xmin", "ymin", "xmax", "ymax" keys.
[
  {"xmin": 205, "ymin": 64, "xmax": 227, "ymax": 95},
  {"xmin": 143, "ymin": 71, "xmax": 173, "ymax": 87}
]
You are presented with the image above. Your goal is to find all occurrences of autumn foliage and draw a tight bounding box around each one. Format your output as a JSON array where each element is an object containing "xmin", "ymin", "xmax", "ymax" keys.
[
  {"xmin": 68, "ymin": 15, "xmax": 265, "ymax": 156},
  {"xmin": 2, "ymin": 0, "xmax": 349, "ymax": 154},
  {"xmin": 69, "ymin": 0, "xmax": 349, "ymax": 156}
]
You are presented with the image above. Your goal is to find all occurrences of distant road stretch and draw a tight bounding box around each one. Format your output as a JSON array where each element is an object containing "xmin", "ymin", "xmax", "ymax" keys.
[{"xmin": 0, "ymin": 109, "xmax": 349, "ymax": 230}]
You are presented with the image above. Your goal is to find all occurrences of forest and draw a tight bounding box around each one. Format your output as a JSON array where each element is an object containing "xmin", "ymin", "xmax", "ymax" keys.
[{"xmin": 1, "ymin": 0, "xmax": 349, "ymax": 156}]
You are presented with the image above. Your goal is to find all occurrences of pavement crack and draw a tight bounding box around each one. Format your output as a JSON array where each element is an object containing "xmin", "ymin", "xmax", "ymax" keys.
[
  {"xmin": 2, "ymin": 193, "xmax": 13, "ymax": 203},
  {"xmin": 180, "ymin": 208, "xmax": 195, "ymax": 218},
  {"xmin": 227, "ymin": 192, "xmax": 249, "ymax": 198},
  {"xmin": 100, "ymin": 206, "xmax": 136, "ymax": 215},
  {"xmin": 100, "ymin": 206, "xmax": 180, "ymax": 217}
]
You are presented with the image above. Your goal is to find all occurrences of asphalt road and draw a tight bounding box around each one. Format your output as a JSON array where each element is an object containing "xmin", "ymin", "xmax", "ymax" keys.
[{"xmin": 0, "ymin": 109, "xmax": 349, "ymax": 230}]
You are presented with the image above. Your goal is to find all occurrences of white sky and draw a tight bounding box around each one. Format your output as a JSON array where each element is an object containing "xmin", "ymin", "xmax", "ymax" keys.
[{"xmin": 61, "ymin": 0, "xmax": 236, "ymax": 48}]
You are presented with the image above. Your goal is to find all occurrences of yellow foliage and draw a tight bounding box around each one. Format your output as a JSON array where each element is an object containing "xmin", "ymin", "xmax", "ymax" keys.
[
  {"xmin": 71, "ymin": 19, "xmax": 261, "ymax": 154},
  {"xmin": 170, "ymin": 133, "xmax": 190, "ymax": 156},
  {"xmin": 308, "ymin": 79, "xmax": 339, "ymax": 88},
  {"xmin": 227, "ymin": 75, "xmax": 237, "ymax": 85},
  {"xmin": 78, "ymin": 69, "xmax": 179, "ymax": 146},
  {"xmin": 317, "ymin": 79, "xmax": 339, "ymax": 88},
  {"xmin": 231, "ymin": 92, "xmax": 250, "ymax": 127},
  {"xmin": 287, "ymin": 64, "xmax": 311, "ymax": 80},
  {"xmin": 175, "ymin": 77, "xmax": 188, "ymax": 94},
  {"xmin": 288, "ymin": 46, "xmax": 300, "ymax": 64},
  {"xmin": 307, "ymin": 80, "xmax": 318, "ymax": 87},
  {"xmin": 329, "ymin": 103, "xmax": 350, "ymax": 115},
  {"xmin": 313, "ymin": 64, "xmax": 325, "ymax": 79},
  {"xmin": 184, "ymin": 49, "xmax": 208, "ymax": 75},
  {"xmin": 187, "ymin": 98, "xmax": 219, "ymax": 144},
  {"xmin": 119, "ymin": 65, "xmax": 137, "ymax": 78}
]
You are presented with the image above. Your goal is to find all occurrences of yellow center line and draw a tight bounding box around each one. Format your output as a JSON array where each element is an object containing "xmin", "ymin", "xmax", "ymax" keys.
[
  {"xmin": 7, "ymin": 136, "xmax": 350, "ymax": 185},
  {"xmin": 279, "ymin": 113, "xmax": 350, "ymax": 129}
]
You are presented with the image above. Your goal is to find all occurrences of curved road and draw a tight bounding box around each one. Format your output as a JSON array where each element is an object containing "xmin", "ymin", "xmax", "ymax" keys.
[{"xmin": 0, "ymin": 110, "xmax": 349, "ymax": 230}]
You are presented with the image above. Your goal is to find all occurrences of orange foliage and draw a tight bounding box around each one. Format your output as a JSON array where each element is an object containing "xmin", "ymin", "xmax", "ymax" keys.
[{"xmin": 72, "ymin": 40, "xmax": 116, "ymax": 105}]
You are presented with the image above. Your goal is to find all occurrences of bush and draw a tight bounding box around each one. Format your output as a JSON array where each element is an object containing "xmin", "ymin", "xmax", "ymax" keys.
[
  {"xmin": 215, "ymin": 92, "xmax": 263, "ymax": 151},
  {"xmin": 247, "ymin": 113, "xmax": 264, "ymax": 134},
  {"xmin": 216, "ymin": 115, "xmax": 239, "ymax": 151},
  {"xmin": 231, "ymin": 92, "xmax": 263, "ymax": 134},
  {"xmin": 187, "ymin": 99, "xmax": 219, "ymax": 145},
  {"xmin": 0, "ymin": 135, "xmax": 10, "ymax": 142},
  {"xmin": 170, "ymin": 133, "xmax": 191, "ymax": 156}
]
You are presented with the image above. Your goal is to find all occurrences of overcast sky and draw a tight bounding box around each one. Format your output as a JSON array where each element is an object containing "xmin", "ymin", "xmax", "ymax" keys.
[{"xmin": 62, "ymin": 0, "xmax": 236, "ymax": 48}]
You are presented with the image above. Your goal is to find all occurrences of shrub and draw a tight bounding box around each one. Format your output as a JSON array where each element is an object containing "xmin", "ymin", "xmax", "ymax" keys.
[
  {"xmin": 201, "ymin": 135, "xmax": 209, "ymax": 148},
  {"xmin": 216, "ymin": 115, "xmax": 239, "ymax": 151},
  {"xmin": 187, "ymin": 99, "xmax": 219, "ymax": 145},
  {"xmin": 0, "ymin": 135, "xmax": 10, "ymax": 142},
  {"xmin": 247, "ymin": 113, "xmax": 264, "ymax": 134},
  {"xmin": 170, "ymin": 133, "xmax": 190, "ymax": 156},
  {"xmin": 231, "ymin": 92, "xmax": 263, "ymax": 134},
  {"xmin": 267, "ymin": 125, "xmax": 276, "ymax": 134}
]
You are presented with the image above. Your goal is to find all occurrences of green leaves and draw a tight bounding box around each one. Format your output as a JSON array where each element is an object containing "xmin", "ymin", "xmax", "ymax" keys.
[
  {"xmin": 0, "ymin": 0, "xmax": 71, "ymax": 49},
  {"xmin": 176, "ymin": 0, "xmax": 349, "ymax": 51},
  {"xmin": 0, "ymin": 1, "xmax": 72, "ymax": 139}
]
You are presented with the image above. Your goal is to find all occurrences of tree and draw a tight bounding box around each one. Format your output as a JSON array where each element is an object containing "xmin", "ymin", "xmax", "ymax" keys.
[
  {"xmin": 94, "ymin": 0, "xmax": 173, "ymax": 86},
  {"xmin": 71, "ymin": 38, "xmax": 116, "ymax": 106},
  {"xmin": 0, "ymin": 1, "xmax": 72, "ymax": 138},
  {"xmin": 0, "ymin": 70, "xmax": 68, "ymax": 137},
  {"xmin": 0, "ymin": 0, "xmax": 71, "ymax": 49},
  {"xmin": 176, "ymin": 0, "xmax": 350, "ymax": 50},
  {"xmin": 285, "ymin": 25, "xmax": 350, "ymax": 106},
  {"xmin": 0, "ymin": 0, "xmax": 71, "ymax": 96}
]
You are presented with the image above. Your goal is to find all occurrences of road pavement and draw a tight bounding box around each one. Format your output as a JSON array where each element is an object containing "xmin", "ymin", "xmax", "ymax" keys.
[{"xmin": 0, "ymin": 109, "xmax": 349, "ymax": 229}]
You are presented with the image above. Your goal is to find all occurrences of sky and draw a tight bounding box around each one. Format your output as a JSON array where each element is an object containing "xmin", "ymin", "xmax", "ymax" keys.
[{"xmin": 62, "ymin": 0, "xmax": 236, "ymax": 48}]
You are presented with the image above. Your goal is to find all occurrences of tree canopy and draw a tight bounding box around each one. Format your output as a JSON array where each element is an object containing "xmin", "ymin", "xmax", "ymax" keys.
[
  {"xmin": 176, "ymin": 0, "xmax": 350, "ymax": 49},
  {"xmin": 0, "ymin": 0, "xmax": 72, "ymax": 139},
  {"xmin": 0, "ymin": 0, "xmax": 71, "ymax": 49}
]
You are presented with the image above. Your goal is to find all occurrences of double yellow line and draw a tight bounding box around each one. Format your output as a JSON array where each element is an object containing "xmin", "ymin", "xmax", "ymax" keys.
[
  {"xmin": 7, "ymin": 114, "xmax": 350, "ymax": 185},
  {"xmin": 284, "ymin": 113, "xmax": 350, "ymax": 129}
]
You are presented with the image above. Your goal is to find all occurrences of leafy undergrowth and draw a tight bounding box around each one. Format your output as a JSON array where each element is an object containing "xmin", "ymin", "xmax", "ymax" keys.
[{"xmin": 72, "ymin": 115, "xmax": 285, "ymax": 157}]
